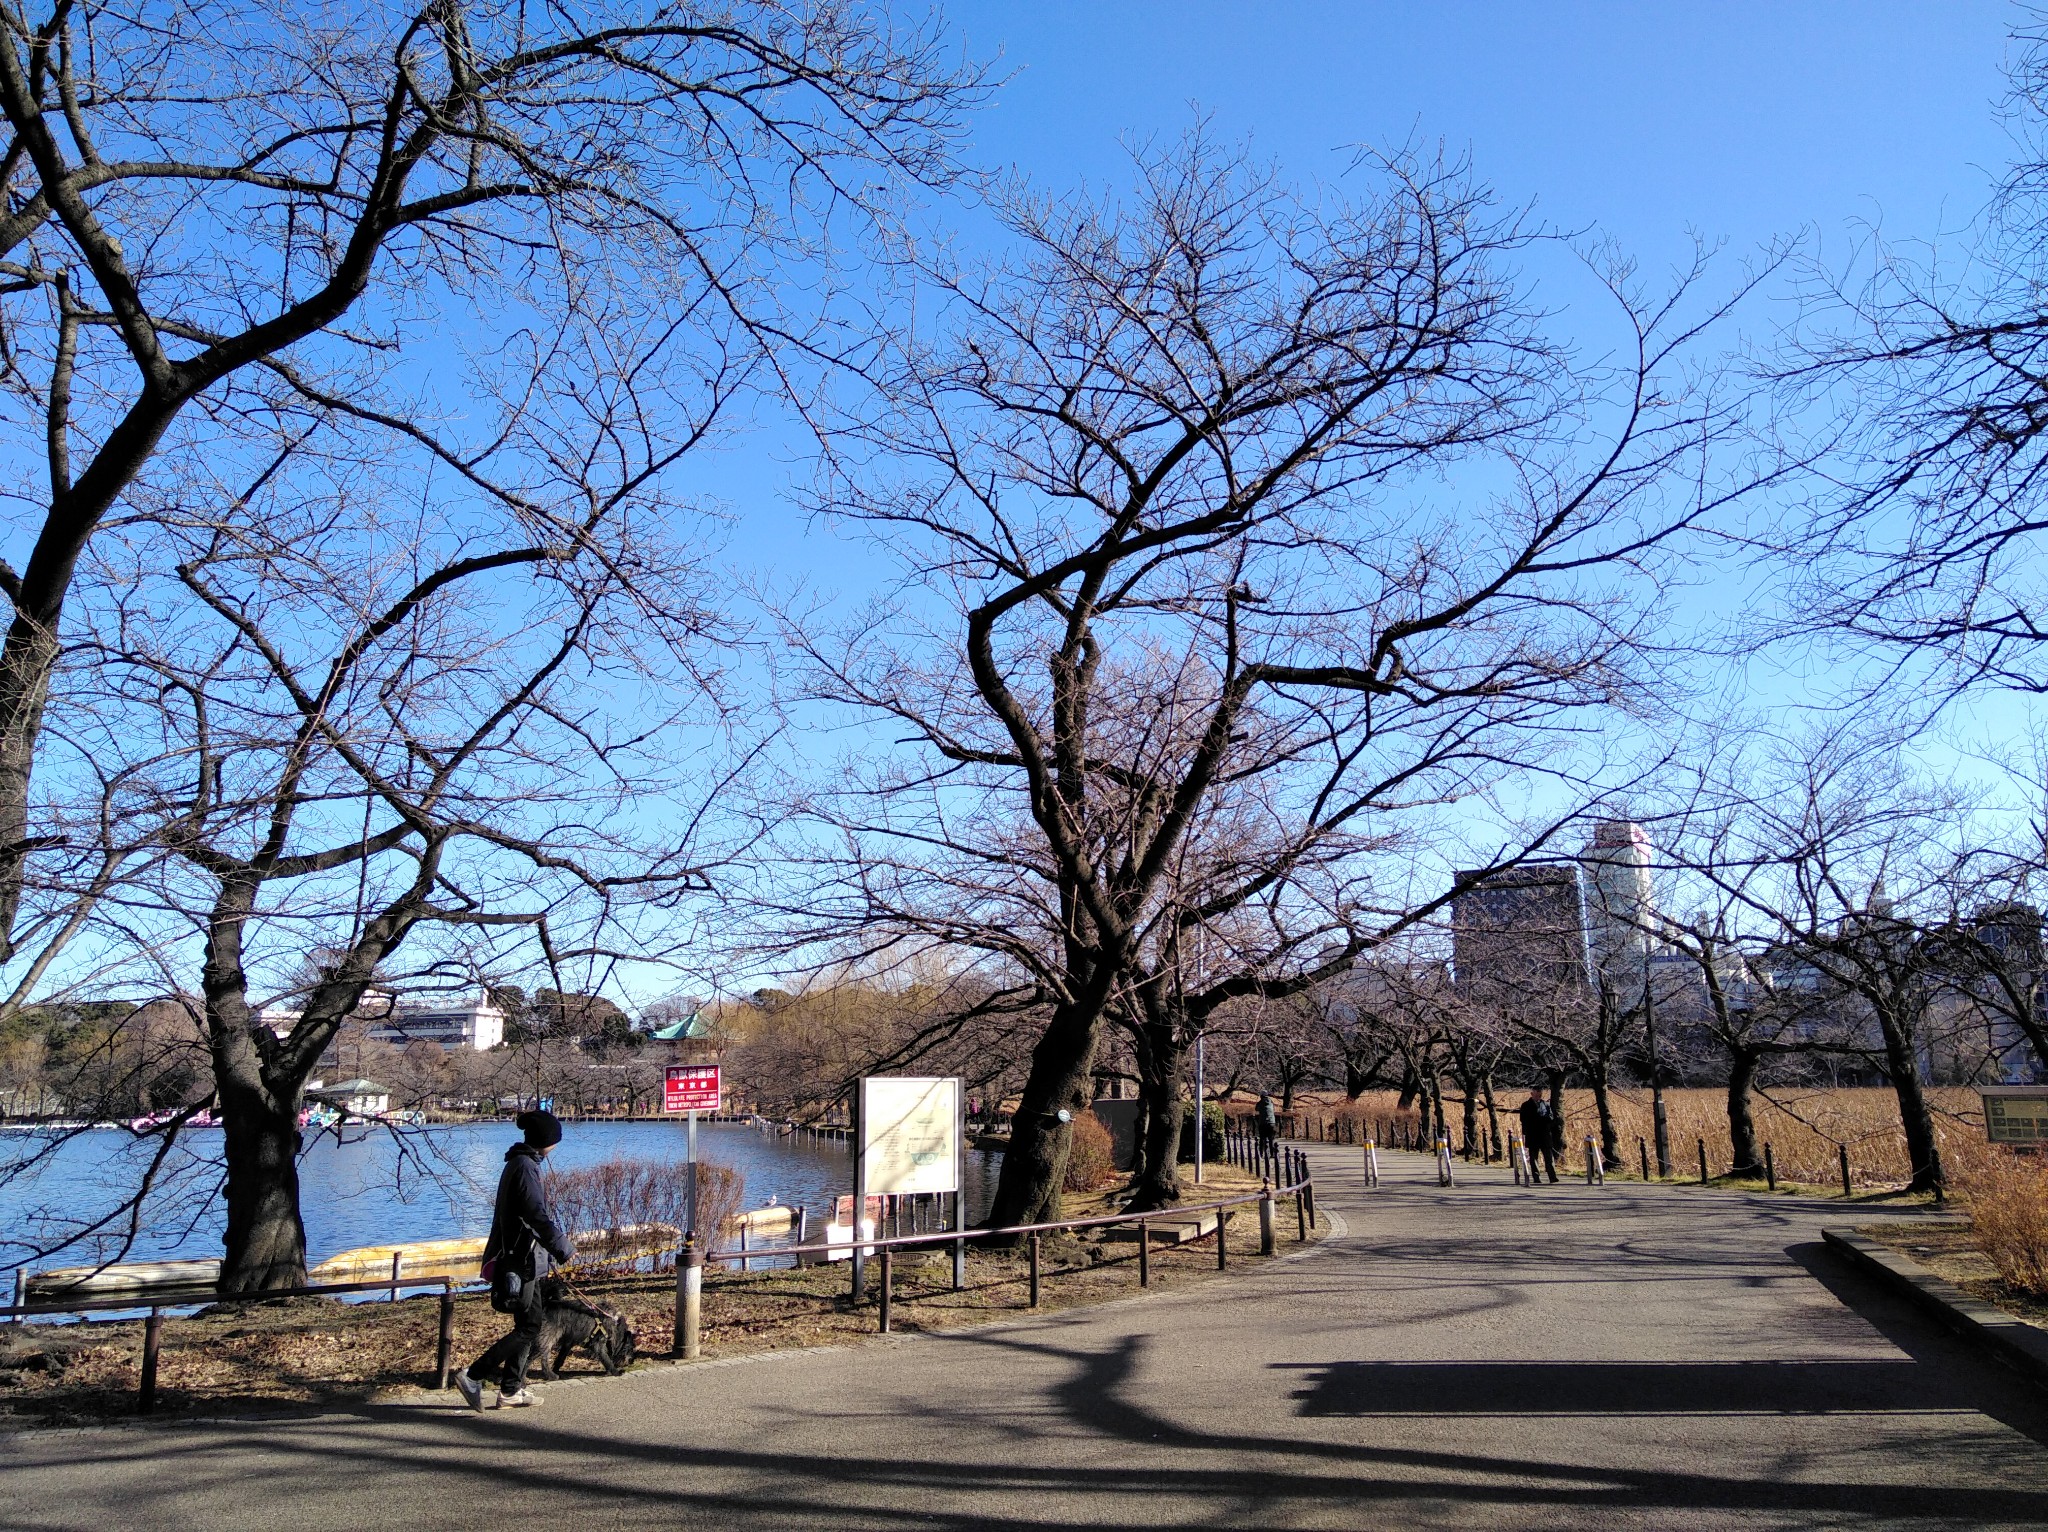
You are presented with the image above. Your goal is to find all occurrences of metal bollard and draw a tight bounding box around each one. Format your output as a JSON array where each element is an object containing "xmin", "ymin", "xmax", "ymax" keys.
[
  {"xmin": 1638, "ymin": 1136, "xmax": 1650, "ymax": 1182},
  {"xmin": 1258, "ymin": 1184, "xmax": 1276, "ymax": 1256},
  {"xmin": 674, "ymin": 1239, "xmax": 703, "ymax": 1360},
  {"xmin": 139, "ymin": 1307, "xmax": 162, "ymax": 1414},
  {"xmin": 436, "ymin": 1284, "xmax": 455, "ymax": 1389},
  {"xmin": 1765, "ymin": 1143, "xmax": 1776, "ymax": 1191},
  {"xmin": 1698, "ymin": 1137, "xmax": 1709, "ymax": 1185},
  {"xmin": 952, "ymin": 1229, "xmax": 966, "ymax": 1292},
  {"xmin": 1364, "ymin": 1140, "xmax": 1380, "ymax": 1188},
  {"xmin": 390, "ymin": 1250, "xmax": 402, "ymax": 1300},
  {"xmin": 1303, "ymin": 1173, "xmax": 1316, "ymax": 1230},
  {"xmin": 1138, "ymin": 1218, "xmax": 1151, "ymax": 1287},
  {"xmin": 878, "ymin": 1246, "xmax": 892, "ymax": 1333},
  {"xmin": 1584, "ymin": 1135, "xmax": 1604, "ymax": 1186},
  {"xmin": 1840, "ymin": 1144, "xmax": 1852, "ymax": 1198},
  {"xmin": 1028, "ymin": 1233, "xmax": 1041, "ymax": 1308},
  {"xmin": 1437, "ymin": 1136, "xmax": 1455, "ymax": 1187},
  {"xmin": 1216, "ymin": 1209, "xmax": 1229, "ymax": 1269}
]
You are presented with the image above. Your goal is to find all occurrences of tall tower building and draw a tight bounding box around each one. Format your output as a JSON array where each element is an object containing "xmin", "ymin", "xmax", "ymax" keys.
[{"xmin": 1581, "ymin": 819, "xmax": 1655, "ymax": 990}]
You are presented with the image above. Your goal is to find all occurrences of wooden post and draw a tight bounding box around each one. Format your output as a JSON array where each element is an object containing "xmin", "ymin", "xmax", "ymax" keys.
[
  {"xmin": 1303, "ymin": 1171, "xmax": 1317, "ymax": 1230},
  {"xmin": 1027, "ymin": 1233, "xmax": 1041, "ymax": 1308},
  {"xmin": 1840, "ymin": 1144, "xmax": 1852, "ymax": 1198},
  {"xmin": 1638, "ymin": 1136, "xmax": 1650, "ymax": 1182},
  {"xmin": 1765, "ymin": 1143, "xmax": 1776, "ymax": 1191},
  {"xmin": 1138, "ymin": 1218, "xmax": 1150, "ymax": 1287},
  {"xmin": 1216, "ymin": 1208, "xmax": 1228, "ymax": 1269},
  {"xmin": 1296, "ymin": 1183, "xmax": 1308, "ymax": 1240},
  {"xmin": 673, "ymin": 1239, "xmax": 702, "ymax": 1360},
  {"xmin": 878, "ymin": 1246, "xmax": 892, "ymax": 1333},
  {"xmin": 436, "ymin": 1284, "xmax": 455, "ymax": 1389},
  {"xmin": 390, "ymin": 1250, "xmax": 402, "ymax": 1299},
  {"xmin": 1258, "ymin": 1184, "xmax": 1276, "ymax": 1256},
  {"xmin": 1697, "ymin": 1137, "xmax": 1709, "ymax": 1185},
  {"xmin": 139, "ymin": 1307, "xmax": 162, "ymax": 1414}
]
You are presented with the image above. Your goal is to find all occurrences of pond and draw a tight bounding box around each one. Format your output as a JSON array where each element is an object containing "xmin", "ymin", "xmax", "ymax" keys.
[{"xmin": 0, "ymin": 1119, "xmax": 1004, "ymax": 1277}]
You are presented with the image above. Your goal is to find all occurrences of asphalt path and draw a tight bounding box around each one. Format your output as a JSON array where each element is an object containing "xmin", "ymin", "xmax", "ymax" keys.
[{"xmin": 9, "ymin": 1142, "xmax": 2048, "ymax": 1530}]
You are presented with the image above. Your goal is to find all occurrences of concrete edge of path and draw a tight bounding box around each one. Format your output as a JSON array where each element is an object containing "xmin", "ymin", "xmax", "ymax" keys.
[{"xmin": 1823, "ymin": 1228, "xmax": 2048, "ymax": 1391}]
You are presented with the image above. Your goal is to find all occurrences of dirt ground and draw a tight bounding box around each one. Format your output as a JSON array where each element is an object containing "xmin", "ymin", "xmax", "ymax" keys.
[
  {"xmin": 0, "ymin": 1164, "xmax": 1314, "ymax": 1425},
  {"xmin": 1857, "ymin": 1218, "xmax": 2048, "ymax": 1330}
]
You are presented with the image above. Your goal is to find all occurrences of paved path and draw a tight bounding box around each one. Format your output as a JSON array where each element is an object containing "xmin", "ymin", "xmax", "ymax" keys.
[{"xmin": 10, "ymin": 1144, "xmax": 2048, "ymax": 1530}]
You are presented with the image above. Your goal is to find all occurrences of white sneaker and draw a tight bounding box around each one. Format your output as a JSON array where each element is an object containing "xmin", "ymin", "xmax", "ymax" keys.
[
  {"xmin": 452, "ymin": 1368, "xmax": 486, "ymax": 1413},
  {"xmin": 498, "ymin": 1387, "xmax": 541, "ymax": 1408}
]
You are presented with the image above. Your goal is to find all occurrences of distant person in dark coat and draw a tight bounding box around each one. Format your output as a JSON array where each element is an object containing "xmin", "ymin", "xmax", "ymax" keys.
[
  {"xmin": 453, "ymin": 1109, "xmax": 575, "ymax": 1410},
  {"xmin": 1256, "ymin": 1094, "xmax": 1279, "ymax": 1144},
  {"xmin": 1517, "ymin": 1088, "xmax": 1559, "ymax": 1184}
]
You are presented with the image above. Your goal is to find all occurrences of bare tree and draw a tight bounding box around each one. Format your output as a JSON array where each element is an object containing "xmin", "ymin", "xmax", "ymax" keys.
[
  {"xmin": 1779, "ymin": 20, "xmax": 2048, "ymax": 704},
  {"xmin": 794, "ymin": 135, "xmax": 1768, "ymax": 1228},
  {"xmin": 0, "ymin": 0, "xmax": 986, "ymax": 967}
]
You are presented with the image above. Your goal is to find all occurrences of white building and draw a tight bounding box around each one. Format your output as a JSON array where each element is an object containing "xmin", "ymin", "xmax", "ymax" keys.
[
  {"xmin": 1580, "ymin": 819, "xmax": 1656, "ymax": 990},
  {"xmin": 261, "ymin": 990, "xmax": 506, "ymax": 1051}
]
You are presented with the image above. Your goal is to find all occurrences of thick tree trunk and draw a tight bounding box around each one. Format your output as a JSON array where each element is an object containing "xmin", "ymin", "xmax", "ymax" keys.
[
  {"xmin": 218, "ymin": 1074, "xmax": 308, "ymax": 1291},
  {"xmin": 1725, "ymin": 1047, "xmax": 1763, "ymax": 1178},
  {"xmin": 984, "ymin": 996, "xmax": 1105, "ymax": 1233},
  {"xmin": 1125, "ymin": 1028, "xmax": 1185, "ymax": 1213},
  {"xmin": 1459, "ymin": 1082, "xmax": 1479, "ymax": 1160},
  {"xmin": 1872, "ymin": 1003, "xmax": 1943, "ymax": 1195}
]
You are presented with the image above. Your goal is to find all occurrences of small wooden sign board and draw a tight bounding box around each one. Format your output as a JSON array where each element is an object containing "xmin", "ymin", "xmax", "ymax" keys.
[{"xmin": 1981, "ymin": 1085, "xmax": 2048, "ymax": 1145}]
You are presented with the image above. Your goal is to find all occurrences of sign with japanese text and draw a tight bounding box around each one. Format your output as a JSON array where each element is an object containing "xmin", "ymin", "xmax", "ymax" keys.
[
  {"xmin": 664, "ymin": 1064, "xmax": 721, "ymax": 1113},
  {"xmin": 859, "ymin": 1076, "xmax": 961, "ymax": 1195}
]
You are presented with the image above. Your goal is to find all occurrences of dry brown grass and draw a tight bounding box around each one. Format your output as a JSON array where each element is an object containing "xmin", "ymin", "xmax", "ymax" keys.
[
  {"xmin": 1944, "ymin": 1140, "xmax": 2048, "ymax": 1295},
  {"xmin": 1266, "ymin": 1085, "xmax": 1988, "ymax": 1190}
]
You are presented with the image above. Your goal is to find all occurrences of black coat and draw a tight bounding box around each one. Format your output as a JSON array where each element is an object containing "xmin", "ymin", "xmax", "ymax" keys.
[
  {"xmin": 1516, "ymin": 1098, "xmax": 1557, "ymax": 1151},
  {"xmin": 482, "ymin": 1143, "xmax": 573, "ymax": 1280}
]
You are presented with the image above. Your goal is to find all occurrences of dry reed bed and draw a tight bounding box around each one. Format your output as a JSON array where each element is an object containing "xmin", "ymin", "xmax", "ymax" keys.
[{"xmin": 1236, "ymin": 1086, "xmax": 1990, "ymax": 1189}]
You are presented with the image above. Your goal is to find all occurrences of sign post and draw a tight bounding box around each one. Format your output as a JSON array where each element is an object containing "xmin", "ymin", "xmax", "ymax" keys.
[
  {"xmin": 1193, "ymin": 1034, "xmax": 1206, "ymax": 1186},
  {"xmin": 664, "ymin": 1065, "xmax": 722, "ymax": 1237}
]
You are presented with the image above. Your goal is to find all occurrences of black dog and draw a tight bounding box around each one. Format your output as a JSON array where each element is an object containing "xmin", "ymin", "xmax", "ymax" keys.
[{"xmin": 472, "ymin": 1279, "xmax": 637, "ymax": 1386}]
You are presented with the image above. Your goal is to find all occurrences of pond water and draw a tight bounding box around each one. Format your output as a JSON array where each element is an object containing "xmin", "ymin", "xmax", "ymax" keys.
[{"xmin": 0, "ymin": 1120, "xmax": 1003, "ymax": 1276}]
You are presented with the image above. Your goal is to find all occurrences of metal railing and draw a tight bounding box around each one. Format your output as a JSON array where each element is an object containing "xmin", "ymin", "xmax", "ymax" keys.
[
  {"xmin": 0, "ymin": 1161, "xmax": 1318, "ymax": 1416},
  {"xmin": 0, "ymin": 1274, "xmax": 461, "ymax": 1414}
]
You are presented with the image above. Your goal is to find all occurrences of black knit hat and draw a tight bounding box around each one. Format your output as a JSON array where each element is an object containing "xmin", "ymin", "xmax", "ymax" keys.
[{"xmin": 516, "ymin": 1108, "xmax": 563, "ymax": 1148}]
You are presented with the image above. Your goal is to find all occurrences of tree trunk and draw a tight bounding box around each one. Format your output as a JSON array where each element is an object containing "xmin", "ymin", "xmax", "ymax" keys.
[
  {"xmin": 1589, "ymin": 1062, "xmax": 1621, "ymax": 1170},
  {"xmin": 0, "ymin": 621, "xmax": 59, "ymax": 960},
  {"xmin": 1125, "ymin": 1026, "xmax": 1185, "ymax": 1213},
  {"xmin": 1482, "ymin": 1074, "xmax": 1503, "ymax": 1161},
  {"xmin": 1725, "ymin": 1046, "xmax": 1763, "ymax": 1178},
  {"xmin": 218, "ymin": 1073, "xmax": 308, "ymax": 1291},
  {"xmin": 1871, "ymin": 1002, "xmax": 1943, "ymax": 1195},
  {"xmin": 984, "ymin": 996, "xmax": 1104, "ymax": 1233},
  {"xmin": 1459, "ymin": 1082, "xmax": 1479, "ymax": 1160}
]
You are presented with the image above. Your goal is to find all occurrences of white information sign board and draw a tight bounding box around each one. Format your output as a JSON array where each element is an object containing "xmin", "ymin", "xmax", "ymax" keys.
[{"xmin": 859, "ymin": 1076, "xmax": 962, "ymax": 1196}]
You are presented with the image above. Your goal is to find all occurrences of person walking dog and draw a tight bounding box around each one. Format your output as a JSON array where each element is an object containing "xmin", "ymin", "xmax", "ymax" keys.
[
  {"xmin": 454, "ymin": 1109, "xmax": 575, "ymax": 1410},
  {"xmin": 1517, "ymin": 1087, "xmax": 1560, "ymax": 1184}
]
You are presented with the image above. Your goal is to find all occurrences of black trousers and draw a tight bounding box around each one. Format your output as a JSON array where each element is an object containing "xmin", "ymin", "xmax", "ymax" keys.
[
  {"xmin": 470, "ymin": 1277, "xmax": 547, "ymax": 1390},
  {"xmin": 1527, "ymin": 1141, "xmax": 1558, "ymax": 1183}
]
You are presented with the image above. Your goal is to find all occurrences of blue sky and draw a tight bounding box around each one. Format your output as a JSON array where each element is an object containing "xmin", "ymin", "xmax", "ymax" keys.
[{"xmin": 712, "ymin": 2, "xmax": 2024, "ymax": 594}]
